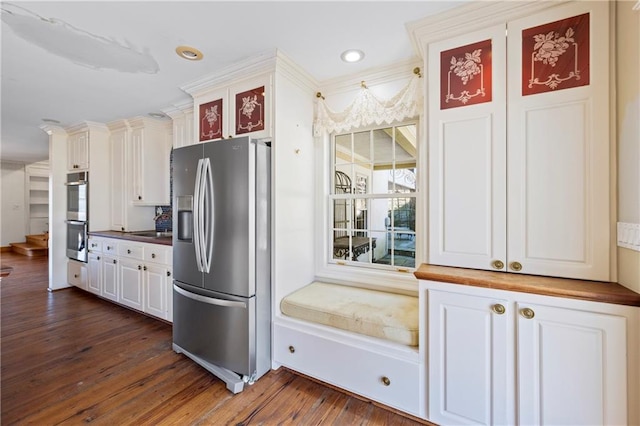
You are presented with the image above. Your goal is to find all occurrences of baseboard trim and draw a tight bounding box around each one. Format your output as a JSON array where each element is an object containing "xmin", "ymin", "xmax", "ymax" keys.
[{"xmin": 1, "ymin": 246, "xmax": 13, "ymax": 253}]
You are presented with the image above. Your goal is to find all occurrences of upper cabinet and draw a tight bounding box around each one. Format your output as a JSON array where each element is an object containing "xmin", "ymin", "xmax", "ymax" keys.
[
  {"xmin": 127, "ymin": 117, "xmax": 172, "ymax": 206},
  {"xmin": 67, "ymin": 130, "xmax": 89, "ymax": 171},
  {"xmin": 189, "ymin": 73, "xmax": 273, "ymax": 144},
  {"xmin": 418, "ymin": 1, "xmax": 610, "ymax": 281}
]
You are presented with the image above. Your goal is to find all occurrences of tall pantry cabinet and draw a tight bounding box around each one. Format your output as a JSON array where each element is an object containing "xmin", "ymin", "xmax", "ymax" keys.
[{"xmin": 419, "ymin": 1, "xmax": 611, "ymax": 281}]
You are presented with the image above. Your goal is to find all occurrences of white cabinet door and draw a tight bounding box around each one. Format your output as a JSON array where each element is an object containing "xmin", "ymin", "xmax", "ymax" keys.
[
  {"xmin": 110, "ymin": 127, "xmax": 127, "ymax": 231},
  {"xmin": 428, "ymin": 25, "xmax": 507, "ymax": 272},
  {"xmin": 517, "ymin": 302, "xmax": 628, "ymax": 426},
  {"xmin": 144, "ymin": 264, "xmax": 169, "ymax": 320},
  {"xmin": 87, "ymin": 252, "xmax": 102, "ymax": 295},
  {"xmin": 102, "ymin": 255, "xmax": 118, "ymax": 302},
  {"xmin": 427, "ymin": 289, "xmax": 512, "ymax": 425},
  {"xmin": 67, "ymin": 131, "xmax": 89, "ymax": 171},
  {"xmin": 118, "ymin": 258, "xmax": 143, "ymax": 310},
  {"xmin": 506, "ymin": 1, "xmax": 610, "ymax": 280},
  {"xmin": 129, "ymin": 119, "xmax": 171, "ymax": 205}
]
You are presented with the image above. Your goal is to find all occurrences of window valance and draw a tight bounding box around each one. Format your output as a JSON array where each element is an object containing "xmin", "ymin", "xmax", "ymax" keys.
[{"xmin": 314, "ymin": 72, "xmax": 422, "ymax": 135}]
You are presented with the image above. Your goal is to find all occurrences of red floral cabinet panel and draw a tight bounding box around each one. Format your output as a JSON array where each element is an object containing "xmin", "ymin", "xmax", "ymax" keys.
[
  {"xmin": 522, "ymin": 13, "xmax": 590, "ymax": 96},
  {"xmin": 235, "ymin": 86, "xmax": 265, "ymax": 135},
  {"xmin": 199, "ymin": 98, "xmax": 223, "ymax": 142},
  {"xmin": 440, "ymin": 39, "xmax": 493, "ymax": 110}
]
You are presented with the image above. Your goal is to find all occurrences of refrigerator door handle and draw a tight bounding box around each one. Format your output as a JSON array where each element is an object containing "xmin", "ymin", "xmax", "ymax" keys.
[
  {"xmin": 193, "ymin": 158, "xmax": 204, "ymax": 272},
  {"xmin": 203, "ymin": 157, "xmax": 215, "ymax": 273},
  {"xmin": 174, "ymin": 285, "xmax": 247, "ymax": 309}
]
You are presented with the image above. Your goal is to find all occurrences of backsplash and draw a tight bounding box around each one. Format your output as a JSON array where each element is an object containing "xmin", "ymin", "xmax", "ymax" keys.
[{"xmin": 155, "ymin": 148, "xmax": 173, "ymax": 232}]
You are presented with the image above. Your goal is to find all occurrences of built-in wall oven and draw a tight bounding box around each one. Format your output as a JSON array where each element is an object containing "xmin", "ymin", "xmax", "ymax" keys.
[{"xmin": 66, "ymin": 172, "xmax": 88, "ymax": 262}]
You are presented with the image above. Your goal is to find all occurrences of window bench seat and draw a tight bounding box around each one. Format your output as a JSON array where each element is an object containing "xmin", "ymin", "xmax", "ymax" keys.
[{"xmin": 273, "ymin": 281, "xmax": 423, "ymax": 418}]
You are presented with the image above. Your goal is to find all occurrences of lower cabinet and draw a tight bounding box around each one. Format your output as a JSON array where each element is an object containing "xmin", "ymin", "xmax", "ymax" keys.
[
  {"xmin": 67, "ymin": 259, "xmax": 87, "ymax": 290},
  {"xmin": 420, "ymin": 280, "xmax": 639, "ymax": 426},
  {"xmin": 86, "ymin": 236, "xmax": 173, "ymax": 321}
]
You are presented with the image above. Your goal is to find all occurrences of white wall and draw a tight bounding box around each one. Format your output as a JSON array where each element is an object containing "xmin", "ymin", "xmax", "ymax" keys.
[
  {"xmin": 0, "ymin": 161, "xmax": 27, "ymax": 246},
  {"xmin": 616, "ymin": 0, "xmax": 640, "ymax": 292}
]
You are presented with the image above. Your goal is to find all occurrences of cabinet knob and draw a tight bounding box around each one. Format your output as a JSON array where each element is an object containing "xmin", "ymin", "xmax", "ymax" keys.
[
  {"xmin": 151, "ymin": 253, "xmax": 156, "ymax": 259},
  {"xmin": 143, "ymin": 266, "xmax": 147, "ymax": 271},
  {"xmin": 520, "ymin": 308, "xmax": 535, "ymax": 319},
  {"xmin": 127, "ymin": 249, "xmax": 131, "ymax": 254},
  {"xmin": 166, "ymin": 271, "xmax": 171, "ymax": 277},
  {"xmin": 137, "ymin": 265, "xmax": 142, "ymax": 270},
  {"xmin": 491, "ymin": 304, "xmax": 506, "ymax": 315},
  {"xmin": 381, "ymin": 376, "xmax": 391, "ymax": 386},
  {"xmin": 107, "ymin": 246, "xmax": 111, "ymax": 250},
  {"xmin": 97, "ymin": 256, "xmax": 100, "ymax": 261},
  {"xmin": 510, "ymin": 261, "xmax": 522, "ymax": 272},
  {"xmin": 491, "ymin": 260, "xmax": 504, "ymax": 270},
  {"xmin": 113, "ymin": 259, "xmax": 117, "ymax": 264},
  {"xmin": 138, "ymin": 196, "xmax": 142, "ymax": 201},
  {"xmin": 288, "ymin": 345, "xmax": 295, "ymax": 353},
  {"xmin": 121, "ymin": 227, "xmax": 125, "ymax": 231},
  {"xmin": 74, "ymin": 274, "xmax": 79, "ymax": 278}
]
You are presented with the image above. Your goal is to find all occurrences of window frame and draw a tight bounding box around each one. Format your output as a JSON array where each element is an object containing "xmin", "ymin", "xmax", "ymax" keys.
[{"xmin": 326, "ymin": 120, "xmax": 420, "ymax": 274}]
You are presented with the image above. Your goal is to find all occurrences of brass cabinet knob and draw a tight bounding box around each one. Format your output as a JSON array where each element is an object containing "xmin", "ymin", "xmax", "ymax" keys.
[
  {"xmin": 288, "ymin": 345, "xmax": 295, "ymax": 353},
  {"xmin": 491, "ymin": 304, "xmax": 506, "ymax": 315},
  {"xmin": 520, "ymin": 308, "xmax": 535, "ymax": 319},
  {"xmin": 381, "ymin": 376, "xmax": 391, "ymax": 386},
  {"xmin": 491, "ymin": 260, "xmax": 504, "ymax": 270},
  {"xmin": 510, "ymin": 261, "xmax": 523, "ymax": 272}
]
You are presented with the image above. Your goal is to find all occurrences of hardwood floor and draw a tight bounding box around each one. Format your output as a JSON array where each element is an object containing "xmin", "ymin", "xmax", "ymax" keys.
[{"xmin": 0, "ymin": 252, "xmax": 429, "ymax": 425}]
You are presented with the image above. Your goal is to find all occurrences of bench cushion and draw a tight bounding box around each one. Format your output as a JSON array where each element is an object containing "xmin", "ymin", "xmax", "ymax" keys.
[{"xmin": 280, "ymin": 282, "xmax": 418, "ymax": 346}]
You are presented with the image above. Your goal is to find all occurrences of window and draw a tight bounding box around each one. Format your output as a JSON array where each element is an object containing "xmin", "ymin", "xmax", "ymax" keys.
[{"xmin": 330, "ymin": 123, "xmax": 417, "ymax": 269}]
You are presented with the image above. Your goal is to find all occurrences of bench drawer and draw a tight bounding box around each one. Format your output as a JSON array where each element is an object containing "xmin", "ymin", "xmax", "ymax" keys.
[{"xmin": 274, "ymin": 322, "xmax": 420, "ymax": 416}]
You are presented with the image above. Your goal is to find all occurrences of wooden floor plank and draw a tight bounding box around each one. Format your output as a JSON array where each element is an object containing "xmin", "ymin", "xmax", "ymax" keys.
[{"xmin": 0, "ymin": 252, "xmax": 430, "ymax": 425}]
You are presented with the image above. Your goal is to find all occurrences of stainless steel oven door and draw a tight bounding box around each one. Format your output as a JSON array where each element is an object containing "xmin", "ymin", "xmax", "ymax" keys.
[
  {"xmin": 66, "ymin": 220, "xmax": 87, "ymax": 262},
  {"xmin": 66, "ymin": 172, "xmax": 88, "ymax": 221}
]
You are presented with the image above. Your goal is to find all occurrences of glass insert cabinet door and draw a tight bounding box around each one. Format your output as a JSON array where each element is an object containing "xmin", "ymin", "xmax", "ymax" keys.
[{"xmin": 331, "ymin": 124, "xmax": 417, "ymax": 269}]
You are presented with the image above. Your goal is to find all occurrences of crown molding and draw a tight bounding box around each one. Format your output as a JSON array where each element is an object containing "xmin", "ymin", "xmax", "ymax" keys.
[
  {"xmin": 106, "ymin": 119, "xmax": 131, "ymax": 132},
  {"xmin": 317, "ymin": 57, "xmax": 421, "ymax": 97},
  {"xmin": 39, "ymin": 124, "xmax": 67, "ymax": 136},
  {"xmin": 275, "ymin": 49, "xmax": 319, "ymax": 94},
  {"xmin": 65, "ymin": 121, "xmax": 110, "ymax": 134},
  {"xmin": 406, "ymin": 0, "xmax": 571, "ymax": 57},
  {"xmin": 162, "ymin": 99, "xmax": 194, "ymax": 118},
  {"xmin": 181, "ymin": 49, "xmax": 278, "ymax": 97},
  {"xmin": 127, "ymin": 116, "xmax": 171, "ymax": 130}
]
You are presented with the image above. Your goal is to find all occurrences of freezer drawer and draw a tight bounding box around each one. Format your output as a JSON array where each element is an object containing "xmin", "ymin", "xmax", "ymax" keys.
[{"xmin": 173, "ymin": 283, "xmax": 256, "ymax": 377}]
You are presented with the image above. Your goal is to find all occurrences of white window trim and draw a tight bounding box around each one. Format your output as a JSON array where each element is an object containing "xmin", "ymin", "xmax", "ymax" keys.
[{"xmin": 313, "ymin": 124, "xmax": 423, "ymax": 293}]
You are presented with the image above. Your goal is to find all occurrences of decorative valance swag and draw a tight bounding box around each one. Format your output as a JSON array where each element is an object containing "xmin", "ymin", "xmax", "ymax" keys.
[{"xmin": 313, "ymin": 68, "xmax": 423, "ymax": 136}]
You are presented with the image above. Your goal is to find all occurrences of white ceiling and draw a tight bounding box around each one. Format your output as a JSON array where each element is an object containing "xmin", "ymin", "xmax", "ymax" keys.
[{"xmin": 1, "ymin": 1, "xmax": 464, "ymax": 163}]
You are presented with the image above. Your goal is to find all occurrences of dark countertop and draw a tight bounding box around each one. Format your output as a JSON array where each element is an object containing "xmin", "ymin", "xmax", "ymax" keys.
[
  {"xmin": 89, "ymin": 230, "xmax": 173, "ymax": 246},
  {"xmin": 414, "ymin": 264, "xmax": 640, "ymax": 307}
]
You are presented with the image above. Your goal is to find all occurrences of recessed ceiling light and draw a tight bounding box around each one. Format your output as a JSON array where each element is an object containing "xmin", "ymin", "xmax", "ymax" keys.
[
  {"xmin": 148, "ymin": 112, "xmax": 168, "ymax": 119},
  {"xmin": 42, "ymin": 118, "xmax": 61, "ymax": 124},
  {"xmin": 176, "ymin": 45, "xmax": 203, "ymax": 61},
  {"xmin": 341, "ymin": 49, "xmax": 365, "ymax": 63}
]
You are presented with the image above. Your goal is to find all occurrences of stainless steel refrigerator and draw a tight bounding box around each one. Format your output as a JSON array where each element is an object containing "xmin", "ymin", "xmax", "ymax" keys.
[{"xmin": 172, "ymin": 137, "xmax": 271, "ymax": 393}]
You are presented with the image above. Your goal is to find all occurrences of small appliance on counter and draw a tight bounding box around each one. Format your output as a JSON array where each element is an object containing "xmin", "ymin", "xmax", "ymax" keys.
[{"xmin": 172, "ymin": 136, "xmax": 271, "ymax": 393}]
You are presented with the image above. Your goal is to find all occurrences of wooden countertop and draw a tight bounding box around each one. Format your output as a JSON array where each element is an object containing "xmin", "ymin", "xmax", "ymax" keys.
[
  {"xmin": 414, "ymin": 264, "xmax": 640, "ymax": 307},
  {"xmin": 89, "ymin": 230, "xmax": 172, "ymax": 246}
]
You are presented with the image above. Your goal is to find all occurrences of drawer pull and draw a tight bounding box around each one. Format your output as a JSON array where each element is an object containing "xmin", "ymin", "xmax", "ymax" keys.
[
  {"xmin": 381, "ymin": 376, "xmax": 391, "ymax": 386},
  {"xmin": 491, "ymin": 304, "xmax": 505, "ymax": 315},
  {"xmin": 510, "ymin": 261, "xmax": 523, "ymax": 272},
  {"xmin": 520, "ymin": 308, "xmax": 535, "ymax": 319},
  {"xmin": 288, "ymin": 345, "xmax": 295, "ymax": 354}
]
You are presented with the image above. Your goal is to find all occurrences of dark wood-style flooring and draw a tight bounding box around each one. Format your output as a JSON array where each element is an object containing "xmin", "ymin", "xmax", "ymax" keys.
[{"xmin": 1, "ymin": 252, "xmax": 428, "ymax": 425}]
